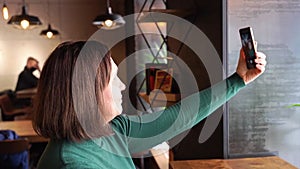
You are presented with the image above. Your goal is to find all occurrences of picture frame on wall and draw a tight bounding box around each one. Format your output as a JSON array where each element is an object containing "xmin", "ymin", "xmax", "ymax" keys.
[
  {"xmin": 145, "ymin": 63, "xmax": 168, "ymax": 95},
  {"xmin": 154, "ymin": 68, "xmax": 173, "ymax": 93}
]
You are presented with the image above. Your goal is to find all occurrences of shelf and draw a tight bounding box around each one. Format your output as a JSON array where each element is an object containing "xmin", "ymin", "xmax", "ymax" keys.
[
  {"xmin": 139, "ymin": 92, "xmax": 180, "ymax": 107},
  {"xmin": 139, "ymin": 92, "xmax": 180, "ymax": 102}
]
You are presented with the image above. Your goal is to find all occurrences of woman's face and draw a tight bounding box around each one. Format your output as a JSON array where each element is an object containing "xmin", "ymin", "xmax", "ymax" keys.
[{"xmin": 102, "ymin": 58, "xmax": 126, "ymax": 122}]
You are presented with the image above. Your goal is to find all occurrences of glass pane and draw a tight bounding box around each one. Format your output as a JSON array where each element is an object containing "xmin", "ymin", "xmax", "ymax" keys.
[{"xmin": 227, "ymin": 0, "xmax": 300, "ymax": 167}]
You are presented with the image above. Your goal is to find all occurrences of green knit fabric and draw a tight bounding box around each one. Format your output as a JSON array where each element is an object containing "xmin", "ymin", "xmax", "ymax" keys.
[{"xmin": 37, "ymin": 73, "xmax": 245, "ymax": 169}]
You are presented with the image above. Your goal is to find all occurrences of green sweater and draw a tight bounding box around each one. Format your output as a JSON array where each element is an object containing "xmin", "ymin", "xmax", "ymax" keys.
[{"xmin": 37, "ymin": 73, "xmax": 245, "ymax": 169}]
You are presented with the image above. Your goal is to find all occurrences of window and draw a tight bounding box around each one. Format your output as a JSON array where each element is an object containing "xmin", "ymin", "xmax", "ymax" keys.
[{"xmin": 227, "ymin": 1, "xmax": 300, "ymax": 167}]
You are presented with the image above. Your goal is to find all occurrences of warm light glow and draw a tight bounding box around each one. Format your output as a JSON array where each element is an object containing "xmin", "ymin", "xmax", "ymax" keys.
[
  {"xmin": 20, "ymin": 19, "xmax": 30, "ymax": 29},
  {"xmin": 2, "ymin": 5, "xmax": 9, "ymax": 20},
  {"xmin": 46, "ymin": 31, "xmax": 53, "ymax": 39},
  {"xmin": 139, "ymin": 22, "xmax": 167, "ymax": 36},
  {"xmin": 157, "ymin": 22, "xmax": 166, "ymax": 27},
  {"xmin": 104, "ymin": 19, "xmax": 113, "ymax": 27}
]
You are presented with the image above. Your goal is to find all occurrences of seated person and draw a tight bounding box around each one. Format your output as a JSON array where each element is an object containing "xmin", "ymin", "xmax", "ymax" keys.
[
  {"xmin": 14, "ymin": 57, "xmax": 40, "ymax": 107},
  {"xmin": 15, "ymin": 57, "xmax": 40, "ymax": 91}
]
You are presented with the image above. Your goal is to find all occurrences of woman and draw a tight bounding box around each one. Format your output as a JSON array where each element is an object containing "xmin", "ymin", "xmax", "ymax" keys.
[{"xmin": 33, "ymin": 41, "xmax": 266, "ymax": 169}]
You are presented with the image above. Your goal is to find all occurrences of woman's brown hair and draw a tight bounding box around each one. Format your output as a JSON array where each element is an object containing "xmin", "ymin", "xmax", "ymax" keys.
[{"xmin": 32, "ymin": 41, "xmax": 112, "ymax": 142}]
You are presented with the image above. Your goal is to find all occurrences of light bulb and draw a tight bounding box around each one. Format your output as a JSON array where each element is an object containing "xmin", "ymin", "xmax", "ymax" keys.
[
  {"xmin": 104, "ymin": 19, "xmax": 113, "ymax": 27},
  {"xmin": 46, "ymin": 31, "xmax": 53, "ymax": 39},
  {"xmin": 21, "ymin": 19, "xmax": 30, "ymax": 29},
  {"xmin": 2, "ymin": 4, "xmax": 9, "ymax": 20}
]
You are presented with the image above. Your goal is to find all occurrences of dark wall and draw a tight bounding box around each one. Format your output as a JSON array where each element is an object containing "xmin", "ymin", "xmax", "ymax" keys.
[{"xmin": 167, "ymin": 0, "xmax": 224, "ymax": 160}]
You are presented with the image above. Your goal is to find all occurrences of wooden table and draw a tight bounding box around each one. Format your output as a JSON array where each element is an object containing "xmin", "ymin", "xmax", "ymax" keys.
[
  {"xmin": 169, "ymin": 156, "xmax": 297, "ymax": 169},
  {"xmin": 15, "ymin": 88, "xmax": 37, "ymax": 99},
  {"xmin": 0, "ymin": 120, "xmax": 48, "ymax": 143}
]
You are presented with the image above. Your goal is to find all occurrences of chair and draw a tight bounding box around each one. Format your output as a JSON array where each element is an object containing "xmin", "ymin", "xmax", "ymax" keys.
[
  {"xmin": 0, "ymin": 139, "xmax": 29, "ymax": 154},
  {"xmin": 0, "ymin": 131, "xmax": 30, "ymax": 169},
  {"xmin": 0, "ymin": 94, "xmax": 32, "ymax": 121}
]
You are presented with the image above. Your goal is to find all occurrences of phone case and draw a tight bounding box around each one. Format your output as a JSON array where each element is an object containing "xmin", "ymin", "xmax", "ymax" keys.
[{"xmin": 239, "ymin": 27, "xmax": 256, "ymax": 69}]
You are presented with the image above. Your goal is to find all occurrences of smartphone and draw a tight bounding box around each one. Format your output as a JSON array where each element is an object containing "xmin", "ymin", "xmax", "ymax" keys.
[{"xmin": 239, "ymin": 27, "xmax": 256, "ymax": 69}]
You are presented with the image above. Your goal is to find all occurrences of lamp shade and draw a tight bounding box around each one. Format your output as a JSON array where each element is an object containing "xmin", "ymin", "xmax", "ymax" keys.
[
  {"xmin": 92, "ymin": 7, "xmax": 125, "ymax": 30},
  {"xmin": 40, "ymin": 24, "xmax": 59, "ymax": 39},
  {"xmin": 2, "ymin": 3, "xmax": 9, "ymax": 20},
  {"xmin": 7, "ymin": 5, "xmax": 42, "ymax": 29}
]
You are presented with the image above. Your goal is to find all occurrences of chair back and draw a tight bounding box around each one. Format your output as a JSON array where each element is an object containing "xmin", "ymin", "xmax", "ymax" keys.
[
  {"xmin": 0, "ymin": 94, "xmax": 33, "ymax": 121},
  {"xmin": 0, "ymin": 94, "xmax": 15, "ymax": 114},
  {"xmin": 0, "ymin": 139, "xmax": 29, "ymax": 154},
  {"xmin": 0, "ymin": 130, "xmax": 29, "ymax": 169},
  {"xmin": 0, "ymin": 94, "xmax": 17, "ymax": 121}
]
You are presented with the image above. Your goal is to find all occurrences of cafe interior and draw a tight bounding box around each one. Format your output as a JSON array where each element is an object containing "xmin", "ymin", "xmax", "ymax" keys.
[{"xmin": 0, "ymin": 0, "xmax": 299, "ymax": 168}]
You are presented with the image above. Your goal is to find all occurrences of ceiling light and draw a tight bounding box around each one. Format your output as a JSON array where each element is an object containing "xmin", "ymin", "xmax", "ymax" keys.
[
  {"xmin": 40, "ymin": 0, "xmax": 60, "ymax": 39},
  {"xmin": 2, "ymin": 2, "xmax": 9, "ymax": 20},
  {"xmin": 40, "ymin": 24, "xmax": 59, "ymax": 39},
  {"xmin": 92, "ymin": 0, "xmax": 125, "ymax": 30},
  {"xmin": 7, "ymin": 5, "xmax": 42, "ymax": 29}
]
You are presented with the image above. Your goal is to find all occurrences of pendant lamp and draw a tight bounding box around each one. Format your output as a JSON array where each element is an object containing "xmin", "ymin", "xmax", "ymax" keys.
[
  {"xmin": 7, "ymin": 2, "xmax": 42, "ymax": 30},
  {"xmin": 40, "ymin": 0, "xmax": 60, "ymax": 39},
  {"xmin": 92, "ymin": 0, "xmax": 125, "ymax": 30},
  {"xmin": 40, "ymin": 24, "xmax": 59, "ymax": 39},
  {"xmin": 2, "ymin": 2, "xmax": 9, "ymax": 20}
]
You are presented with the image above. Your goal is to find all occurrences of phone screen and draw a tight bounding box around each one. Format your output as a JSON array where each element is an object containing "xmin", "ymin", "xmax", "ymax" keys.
[{"xmin": 239, "ymin": 27, "xmax": 256, "ymax": 69}]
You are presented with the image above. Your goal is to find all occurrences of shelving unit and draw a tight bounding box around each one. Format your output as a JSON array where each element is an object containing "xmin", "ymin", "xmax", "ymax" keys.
[
  {"xmin": 132, "ymin": 1, "xmax": 199, "ymax": 168},
  {"xmin": 135, "ymin": 0, "xmax": 194, "ymax": 112}
]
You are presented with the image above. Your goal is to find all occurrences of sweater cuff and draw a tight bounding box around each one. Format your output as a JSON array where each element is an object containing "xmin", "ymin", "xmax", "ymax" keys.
[{"xmin": 228, "ymin": 72, "xmax": 246, "ymax": 88}]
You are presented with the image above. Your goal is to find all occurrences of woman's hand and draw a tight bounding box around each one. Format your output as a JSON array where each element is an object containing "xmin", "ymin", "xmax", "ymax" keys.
[{"xmin": 236, "ymin": 47, "xmax": 267, "ymax": 85}]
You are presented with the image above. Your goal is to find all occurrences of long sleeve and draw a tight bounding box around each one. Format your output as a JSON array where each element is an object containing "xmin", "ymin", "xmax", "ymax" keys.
[{"xmin": 111, "ymin": 73, "xmax": 246, "ymax": 154}]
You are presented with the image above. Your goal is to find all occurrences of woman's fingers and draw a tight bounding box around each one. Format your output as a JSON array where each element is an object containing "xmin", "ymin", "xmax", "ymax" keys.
[
  {"xmin": 255, "ymin": 58, "xmax": 267, "ymax": 66},
  {"xmin": 255, "ymin": 64, "xmax": 266, "ymax": 73},
  {"xmin": 254, "ymin": 52, "xmax": 266, "ymax": 72},
  {"xmin": 256, "ymin": 52, "xmax": 266, "ymax": 59},
  {"xmin": 255, "ymin": 52, "xmax": 267, "ymax": 66}
]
